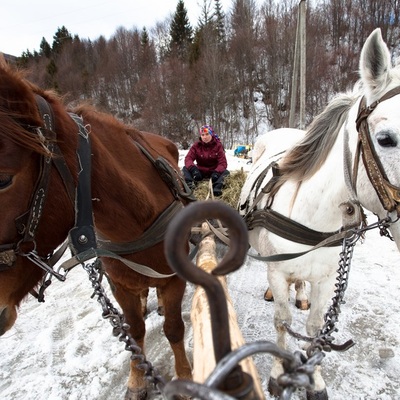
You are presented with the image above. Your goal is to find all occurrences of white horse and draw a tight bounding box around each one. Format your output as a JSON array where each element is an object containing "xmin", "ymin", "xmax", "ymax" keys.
[{"xmin": 239, "ymin": 28, "xmax": 400, "ymax": 400}]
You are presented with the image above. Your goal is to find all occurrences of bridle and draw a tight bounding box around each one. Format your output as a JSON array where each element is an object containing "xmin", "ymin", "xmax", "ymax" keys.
[
  {"xmin": 355, "ymin": 85, "xmax": 400, "ymax": 217},
  {"xmin": 0, "ymin": 95, "xmax": 78, "ymax": 272}
]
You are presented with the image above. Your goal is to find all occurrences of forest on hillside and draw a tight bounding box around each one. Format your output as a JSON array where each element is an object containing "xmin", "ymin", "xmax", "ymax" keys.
[{"xmin": 15, "ymin": 0, "xmax": 400, "ymax": 149}]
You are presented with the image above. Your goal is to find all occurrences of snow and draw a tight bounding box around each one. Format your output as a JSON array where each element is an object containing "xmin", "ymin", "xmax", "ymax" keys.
[{"xmin": 1, "ymin": 151, "xmax": 399, "ymax": 400}]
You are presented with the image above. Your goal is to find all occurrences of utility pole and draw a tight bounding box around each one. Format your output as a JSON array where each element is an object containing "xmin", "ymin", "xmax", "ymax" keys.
[{"xmin": 289, "ymin": 0, "xmax": 307, "ymax": 129}]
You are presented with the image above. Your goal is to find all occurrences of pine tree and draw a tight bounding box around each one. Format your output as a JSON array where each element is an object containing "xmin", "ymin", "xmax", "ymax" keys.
[
  {"xmin": 139, "ymin": 27, "xmax": 157, "ymax": 75},
  {"xmin": 197, "ymin": 0, "xmax": 214, "ymax": 29},
  {"xmin": 169, "ymin": 0, "xmax": 193, "ymax": 60},
  {"xmin": 52, "ymin": 26, "xmax": 72, "ymax": 54},
  {"xmin": 141, "ymin": 27, "xmax": 149, "ymax": 47},
  {"xmin": 189, "ymin": 0, "xmax": 227, "ymax": 64},
  {"xmin": 214, "ymin": 0, "xmax": 226, "ymax": 48},
  {"xmin": 40, "ymin": 38, "xmax": 52, "ymax": 58},
  {"xmin": 189, "ymin": 29, "xmax": 202, "ymax": 64},
  {"xmin": 18, "ymin": 50, "xmax": 33, "ymax": 68}
]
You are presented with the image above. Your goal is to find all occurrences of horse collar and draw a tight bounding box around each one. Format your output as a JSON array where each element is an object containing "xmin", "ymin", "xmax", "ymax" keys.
[{"xmin": 356, "ymin": 86, "xmax": 400, "ymax": 216}]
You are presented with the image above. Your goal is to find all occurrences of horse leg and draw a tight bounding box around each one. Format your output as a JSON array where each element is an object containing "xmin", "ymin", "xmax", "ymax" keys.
[
  {"xmin": 294, "ymin": 280, "xmax": 310, "ymax": 310},
  {"xmin": 111, "ymin": 284, "xmax": 149, "ymax": 400},
  {"xmin": 303, "ymin": 279, "xmax": 336, "ymax": 400},
  {"xmin": 264, "ymin": 286, "xmax": 274, "ymax": 301},
  {"xmin": 156, "ymin": 287, "xmax": 164, "ymax": 316},
  {"xmin": 264, "ymin": 280, "xmax": 310, "ymax": 310},
  {"xmin": 139, "ymin": 288, "xmax": 164, "ymax": 317},
  {"xmin": 158, "ymin": 277, "xmax": 192, "ymax": 381},
  {"xmin": 267, "ymin": 271, "xmax": 292, "ymax": 397},
  {"xmin": 140, "ymin": 288, "xmax": 149, "ymax": 316}
]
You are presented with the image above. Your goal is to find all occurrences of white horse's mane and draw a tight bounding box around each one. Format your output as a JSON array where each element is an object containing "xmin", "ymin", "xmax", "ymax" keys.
[{"xmin": 277, "ymin": 89, "xmax": 358, "ymax": 184}]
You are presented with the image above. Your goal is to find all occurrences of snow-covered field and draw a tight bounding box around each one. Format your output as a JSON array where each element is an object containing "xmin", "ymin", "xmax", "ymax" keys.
[{"xmin": 0, "ymin": 151, "xmax": 399, "ymax": 400}]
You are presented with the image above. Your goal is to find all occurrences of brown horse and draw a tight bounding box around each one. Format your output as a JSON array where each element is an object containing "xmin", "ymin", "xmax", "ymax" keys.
[{"xmin": 0, "ymin": 58, "xmax": 192, "ymax": 399}]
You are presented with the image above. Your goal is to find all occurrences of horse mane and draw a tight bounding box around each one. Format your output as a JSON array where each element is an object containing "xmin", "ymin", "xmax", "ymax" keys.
[
  {"xmin": 72, "ymin": 103, "xmax": 139, "ymax": 133},
  {"xmin": 277, "ymin": 90, "xmax": 359, "ymax": 185},
  {"xmin": 0, "ymin": 64, "xmax": 63, "ymax": 155},
  {"xmin": 71, "ymin": 103, "xmax": 146, "ymax": 145}
]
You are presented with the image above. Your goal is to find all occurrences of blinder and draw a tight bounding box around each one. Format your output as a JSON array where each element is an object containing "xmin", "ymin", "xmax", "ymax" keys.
[
  {"xmin": 355, "ymin": 86, "xmax": 400, "ymax": 216},
  {"xmin": 0, "ymin": 95, "xmax": 76, "ymax": 270}
]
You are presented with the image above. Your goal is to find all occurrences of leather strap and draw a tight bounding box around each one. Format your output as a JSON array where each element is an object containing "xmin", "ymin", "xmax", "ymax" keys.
[
  {"xmin": 97, "ymin": 201, "xmax": 183, "ymax": 254},
  {"xmin": 68, "ymin": 114, "xmax": 97, "ymax": 255},
  {"xmin": 59, "ymin": 248, "xmax": 175, "ymax": 278},
  {"xmin": 134, "ymin": 140, "xmax": 196, "ymax": 202},
  {"xmin": 245, "ymin": 208, "xmax": 341, "ymax": 247},
  {"xmin": 356, "ymin": 87, "xmax": 400, "ymax": 215}
]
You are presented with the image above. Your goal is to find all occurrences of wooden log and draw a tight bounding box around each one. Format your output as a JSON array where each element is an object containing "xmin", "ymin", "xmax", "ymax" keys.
[{"xmin": 191, "ymin": 223, "xmax": 265, "ymax": 399}]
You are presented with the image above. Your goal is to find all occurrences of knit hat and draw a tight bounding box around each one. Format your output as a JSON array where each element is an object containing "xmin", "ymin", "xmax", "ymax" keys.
[
  {"xmin": 200, "ymin": 124, "xmax": 222, "ymax": 144},
  {"xmin": 200, "ymin": 125, "xmax": 214, "ymax": 136}
]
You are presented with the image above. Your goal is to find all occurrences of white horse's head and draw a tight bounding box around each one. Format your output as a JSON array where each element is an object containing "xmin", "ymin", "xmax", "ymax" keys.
[
  {"xmin": 355, "ymin": 29, "xmax": 400, "ymax": 247},
  {"xmin": 360, "ymin": 29, "xmax": 400, "ymax": 104}
]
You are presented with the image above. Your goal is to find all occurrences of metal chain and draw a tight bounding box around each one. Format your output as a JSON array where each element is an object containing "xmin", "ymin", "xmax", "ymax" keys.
[
  {"xmin": 79, "ymin": 213, "xmax": 396, "ymax": 399},
  {"xmin": 307, "ymin": 231, "xmax": 360, "ymax": 357},
  {"xmin": 81, "ymin": 257, "xmax": 167, "ymax": 392},
  {"xmin": 287, "ymin": 213, "xmax": 397, "ymax": 356},
  {"xmin": 282, "ymin": 230, "xmax": 359, "ymax": 356}
]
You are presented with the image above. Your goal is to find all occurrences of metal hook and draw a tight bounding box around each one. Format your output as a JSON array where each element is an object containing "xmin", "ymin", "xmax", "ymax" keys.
[
  {"xmin": 165, "ymin": 200, "xmax": 249, "ymax": 278},
  {"xmin": 164, "ymin": 201, "xmax": 252, "ymax": 398}
]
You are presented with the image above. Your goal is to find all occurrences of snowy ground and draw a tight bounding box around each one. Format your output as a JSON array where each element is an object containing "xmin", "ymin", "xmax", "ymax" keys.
[{"xmin": 0, "ymin": 151, "xmax": 399, "ymax": 400}]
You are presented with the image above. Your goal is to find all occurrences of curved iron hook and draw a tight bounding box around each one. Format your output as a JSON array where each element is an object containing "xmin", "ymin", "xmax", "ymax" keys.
[
  {"xmin": 164, "ymin": 201, "xmax": 250, "ymax": 390},
  {"xmin": 163, "ymin": 379, "xmax": 236, "ymax": 400},
  {"xmin": 165, "ymin": 200, "xmax": 249, "ymax": 277}
]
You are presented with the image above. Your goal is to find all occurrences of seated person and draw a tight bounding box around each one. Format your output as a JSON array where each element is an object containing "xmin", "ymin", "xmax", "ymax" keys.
[{"xmin": 182, "ymin": 125, "xmax": 229, "ymax": 197}]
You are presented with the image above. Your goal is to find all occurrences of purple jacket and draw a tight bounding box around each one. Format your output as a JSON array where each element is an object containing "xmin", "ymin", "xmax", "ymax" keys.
[{"xmin": 184, "ymin": 136, "xmax": 227, "ymax": 176}]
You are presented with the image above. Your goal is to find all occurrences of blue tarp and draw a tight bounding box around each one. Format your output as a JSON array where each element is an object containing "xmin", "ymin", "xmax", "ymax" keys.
[
  {"xmin": 234, "ymin": 145, "xmax": 250, "ymax": 157},
  {"xmin": 234, "ymin": 145, "xmax": 247, "ymax": 156}
]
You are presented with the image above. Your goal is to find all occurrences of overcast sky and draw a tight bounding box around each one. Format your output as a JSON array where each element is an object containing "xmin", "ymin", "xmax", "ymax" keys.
[{"xmin": 0, "ymin": 0, "xmax": 235, "ymax": 56}]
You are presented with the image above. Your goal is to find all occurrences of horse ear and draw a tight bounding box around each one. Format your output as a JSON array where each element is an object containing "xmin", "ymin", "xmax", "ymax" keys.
[{"xmin": 359, "ymin": 28, "xmax": 391, "ymax": 101}]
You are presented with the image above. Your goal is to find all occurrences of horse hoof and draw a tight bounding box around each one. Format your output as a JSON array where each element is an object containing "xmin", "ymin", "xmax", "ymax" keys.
[
  {"xmin": 124, "ymin": 387, "xmax": 147, "ymax": 400},
  {"xmin": 306, "ymin": 388, "xmax": 328, "ymax": 400},
  {"xmin": 268, "ymin": 377, "xmax": 282, "ymax": 397},
  {"xmin": 295, "ymin": 299, "xmax": 310, "ymax": 310},
  {"xmin": 264, "ymin": 288, "xmax": 274, "ymax": 302}
]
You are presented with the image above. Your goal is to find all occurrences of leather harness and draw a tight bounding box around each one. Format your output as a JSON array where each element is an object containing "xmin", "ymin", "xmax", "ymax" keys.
[
  {"xmin": 355, "ymin": 86, "xmax": 400, "ymax": 216},
  {"xmin": 0, "ymin": 96, "xmax": 195, "ymax": 282},
  {"xmin": 241, "ymin": 86, "xmax": 400, "ymax": 252}
]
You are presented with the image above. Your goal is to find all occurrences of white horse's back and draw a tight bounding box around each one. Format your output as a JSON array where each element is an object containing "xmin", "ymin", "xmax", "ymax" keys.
[
  {"xmin": 251, "ymin": 128, "xmax": 305, "ymax": 164},
  {"xmin": 239, "ymin": 128, "xmax": 304, "ymax": 212}
]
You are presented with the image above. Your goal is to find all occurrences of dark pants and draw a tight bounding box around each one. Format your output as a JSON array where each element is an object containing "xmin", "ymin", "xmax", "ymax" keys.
[{"xmin": 182, "ymin": 167, "xmax": 230, "ymax": 195}]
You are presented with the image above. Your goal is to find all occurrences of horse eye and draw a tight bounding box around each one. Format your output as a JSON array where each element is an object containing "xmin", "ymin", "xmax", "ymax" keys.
[
  {"xmin": 0, "ymin": 174, "xmax": 13, "ymax": 189},
  {"xmin": 377, "ymin": 132, "xmax": 397, "ymax": 148}
]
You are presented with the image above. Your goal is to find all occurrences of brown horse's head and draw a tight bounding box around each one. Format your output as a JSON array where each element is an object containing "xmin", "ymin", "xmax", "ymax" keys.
[{"xmin": 0, "ymin": 62, "xmax": 76, "ymax": 335}]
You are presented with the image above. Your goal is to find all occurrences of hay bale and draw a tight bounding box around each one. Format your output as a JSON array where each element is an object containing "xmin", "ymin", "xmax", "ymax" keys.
[{"xmin": 192, "ymin": 169, "xmax": 247, "ymax": 209}]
